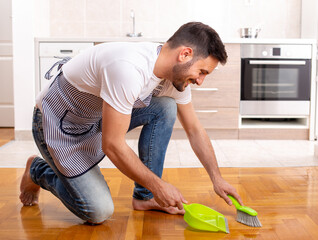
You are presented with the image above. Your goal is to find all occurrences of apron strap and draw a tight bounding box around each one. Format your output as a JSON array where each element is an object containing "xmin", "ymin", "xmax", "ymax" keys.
[{"xmin": 44, "ymin": 57, "xmax": 72, "ymax": 80}]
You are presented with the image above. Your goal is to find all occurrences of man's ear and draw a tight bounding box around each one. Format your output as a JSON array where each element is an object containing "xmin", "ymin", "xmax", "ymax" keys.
[{"xmin": 178, "ymin": 47, "xmax": 193, "ymax": 63}]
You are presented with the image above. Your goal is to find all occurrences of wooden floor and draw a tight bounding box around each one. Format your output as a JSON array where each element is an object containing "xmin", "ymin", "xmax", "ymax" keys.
[
  {"xmin": 0, "ymin": 128, "xmax": 318, "ymax": 239},
  {"xmin": 0, "ymin": 127, "xmax": 14, "ymax": 147},
  {"xmin": 0, "ymin": 167, "xmax": 317, "ymax": 239}
]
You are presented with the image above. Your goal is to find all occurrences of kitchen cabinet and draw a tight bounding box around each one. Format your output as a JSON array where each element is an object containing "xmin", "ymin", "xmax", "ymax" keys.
[
  {"xmin": 35, "ymin": 40, "xmax": 241, "ymax": 139},
  {"xmin": 173, "ymin": 44, "xmax": 241, "ymax": 139},
  {"xmin": 0, "ymin": 0, "xmax": 12, "ymax": 42},
  {"xmin": 35, "ymin": 39, "xmax": 316, "ymax": 140},
  {"xmin": 0, "ymin": 0, "xmax": 13, "ymax": 127},
  {"xmin": 0, "ymin": 48, "xmax": 14, "ymax": 127}
]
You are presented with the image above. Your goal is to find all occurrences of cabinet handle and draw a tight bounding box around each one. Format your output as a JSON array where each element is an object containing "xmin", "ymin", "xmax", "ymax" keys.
[
  {"xmin": 60, "ymin": 50, "xmax": 73, "ymax": 54},
  {"xmin": 195, "ymin": 110, "xmax": 218, "ymax": 113},
  {"xmin": 192, "ymin": 88, "xmax": 218, "ymax": 91}
]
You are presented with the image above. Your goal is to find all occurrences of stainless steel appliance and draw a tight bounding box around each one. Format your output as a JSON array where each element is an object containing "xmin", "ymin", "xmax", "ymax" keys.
[{"xmin": 240, "ymin": 44, "xmax": 312, "ymax": 116}]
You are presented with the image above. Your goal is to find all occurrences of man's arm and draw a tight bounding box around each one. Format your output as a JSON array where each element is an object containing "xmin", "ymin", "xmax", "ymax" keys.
[
  {"xmin": 177, "ymin": 102, "xmax": 243, "ymax": 205},
  {"xmin": 101, "ymin": 101, "xmax": 186, "ymax": 209}
]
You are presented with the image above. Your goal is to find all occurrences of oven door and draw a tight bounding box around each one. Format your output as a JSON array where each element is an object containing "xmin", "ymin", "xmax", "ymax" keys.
[{"xmin": 241, "ymin": 58, "xmax": 311, "ymax": 101}]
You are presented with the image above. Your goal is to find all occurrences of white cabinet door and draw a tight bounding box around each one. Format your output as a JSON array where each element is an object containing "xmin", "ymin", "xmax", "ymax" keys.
[
  {"xmin": 0, "ymin": 0, "xmax": 12, "ymax": 41},
  {"xmin": 0, "ymin": 58, "xmax": 13, "ymax": 104},
  {"xmin": 0, "ymin": 0, "xmax": 13, "ymax": 127},
  {"xmin": 0, "ymin": 56, "xmax": 14, "ymax": 126}
]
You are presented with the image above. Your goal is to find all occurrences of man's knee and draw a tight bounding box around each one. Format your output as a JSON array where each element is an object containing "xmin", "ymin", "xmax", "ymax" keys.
[
  {"xmin": 86, "ymin": 200, "xmax": 114, "ymax": 224},
  {"xmin": 156, "ymin": 97, "xmax": 177, "ymax": 124}
]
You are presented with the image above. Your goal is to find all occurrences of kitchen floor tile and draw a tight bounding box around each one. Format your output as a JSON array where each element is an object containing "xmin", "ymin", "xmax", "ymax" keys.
[{"xmin": 0, "ymin": 139, "xmax": 317, "ymax": 168}]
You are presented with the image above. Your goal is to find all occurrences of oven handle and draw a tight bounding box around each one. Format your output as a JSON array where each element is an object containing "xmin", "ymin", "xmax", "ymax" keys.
[{"xmin": 249, "ymin": 60, "xmax": 306, "ymax": 65}]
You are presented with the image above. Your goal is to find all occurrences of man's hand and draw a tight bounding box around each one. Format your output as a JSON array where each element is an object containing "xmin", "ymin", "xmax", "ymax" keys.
[
  {"xmin": 152, "ymin": 180, "xmax": 188, "ymax": 210},
  {"xmin": 213, "ymin": 177, "xmax": 243, "ymax": 206}
]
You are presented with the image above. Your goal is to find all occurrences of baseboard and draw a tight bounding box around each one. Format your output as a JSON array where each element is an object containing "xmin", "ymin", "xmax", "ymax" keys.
[{"xmin": 239, "ymin": 128, "xmax": 309, "ymax": 140}]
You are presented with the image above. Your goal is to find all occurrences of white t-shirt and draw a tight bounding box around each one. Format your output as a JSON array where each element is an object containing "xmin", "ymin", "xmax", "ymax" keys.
[{"xmin": 37, "ymin": 42, "xmax": 191, "ymax": 114}]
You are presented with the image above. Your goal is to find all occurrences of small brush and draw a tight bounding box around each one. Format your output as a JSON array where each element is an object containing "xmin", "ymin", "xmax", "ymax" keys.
[{"xmin": 228, "ymin": 195, "xmax": 262, "ymax": 227}]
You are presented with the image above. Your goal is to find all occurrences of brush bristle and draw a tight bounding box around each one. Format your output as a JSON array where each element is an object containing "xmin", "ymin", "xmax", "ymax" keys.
[{"xmin": 236, "ymin": 210, "xmax": 262, "ymax": 227}]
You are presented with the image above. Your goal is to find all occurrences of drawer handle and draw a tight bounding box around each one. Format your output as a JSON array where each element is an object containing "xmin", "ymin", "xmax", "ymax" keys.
[
  {"xmin": 192, "ymin": 88, "xmax": 218, "ymax": 91},
  {"xmin": 195, "ymin": 110, "xmax": 218, "ymax": 113},
  {"xmin": 60, "ymin": 50, "xmax": 73, "ymax": 54}
]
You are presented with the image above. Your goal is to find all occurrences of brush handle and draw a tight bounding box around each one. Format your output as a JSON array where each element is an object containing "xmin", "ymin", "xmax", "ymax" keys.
[{"xmin": 228, "ymin": 195, "xmax": 258, "ymax": 216}]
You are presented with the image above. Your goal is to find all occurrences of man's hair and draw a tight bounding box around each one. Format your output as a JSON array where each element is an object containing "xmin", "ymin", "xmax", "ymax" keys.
[{"xmin": 167, "ymin": 22, "xmax": 227, "ymax": 64}]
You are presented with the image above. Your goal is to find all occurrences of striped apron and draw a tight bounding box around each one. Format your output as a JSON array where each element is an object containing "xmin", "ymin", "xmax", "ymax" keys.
[
  {"xmin": 41, "ymin": 71, "xmax": 104, "ymax": 177},
  {"xmin": 41, "ymin": 54, "xmax": 163, "ymax": 177}
]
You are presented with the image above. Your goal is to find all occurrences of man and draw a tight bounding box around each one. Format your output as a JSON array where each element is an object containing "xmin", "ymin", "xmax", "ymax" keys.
[{"xmin": 20, "ymin": 22, "xmax": 243, "ymax": 224}]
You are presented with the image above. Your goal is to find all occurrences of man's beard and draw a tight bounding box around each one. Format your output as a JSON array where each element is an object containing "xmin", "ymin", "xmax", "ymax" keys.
[{"xmin": 171, "ymin": 60, "xmax": 195, "ymax": 92}]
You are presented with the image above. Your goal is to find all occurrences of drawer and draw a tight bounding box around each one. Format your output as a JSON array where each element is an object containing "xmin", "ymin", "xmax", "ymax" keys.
[
  {"xmin": 197, "ymin": 63, "xmax": 241, "ymax": 88},
  {"xmin": 191, "ymin": 60, "xmax": 240, "ymax": 108},
  {"xmin": 191, "ymin": 83, "xmax": 239, "ymax": 108},
  {"xmin": 0, "ymin": 57, "xmax": 13, "ymax": 104},
  {"xmin": 39, "ymin": 42, "xmax": 94, "ymax": 57},
  {"xmin": 175, "ymin": 107, "xmax": 239, "ymax": 129}
]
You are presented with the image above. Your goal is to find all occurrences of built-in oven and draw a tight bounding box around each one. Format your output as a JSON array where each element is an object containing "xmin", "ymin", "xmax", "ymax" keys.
[{"xmin": 240, "ymin": 44, "xmax": 312, "ymax": 115}]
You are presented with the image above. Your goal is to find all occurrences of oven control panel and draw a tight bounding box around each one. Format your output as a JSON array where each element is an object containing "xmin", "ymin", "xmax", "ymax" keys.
[{"xmin": 241, "ymin": 44, "xmax": 312, "ymax": 59}]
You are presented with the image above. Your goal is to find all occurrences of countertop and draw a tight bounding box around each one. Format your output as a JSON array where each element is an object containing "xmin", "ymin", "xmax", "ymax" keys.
[{"xmin": 35, "ymin": 37, "xmax": 317, "ymax": 45}]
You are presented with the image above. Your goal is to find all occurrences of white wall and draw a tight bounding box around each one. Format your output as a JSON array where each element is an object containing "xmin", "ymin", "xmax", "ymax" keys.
[
  {"xmin": 301, "ymin": 0, "xmax": 318, "ymax": 39},
  {"xmin": 49, "ymin": 0, "xmax": 302, "ymax": 39},
  {"xmin": 12, "ymin": 0, "xmax": 36, "ymax": 133},
  {"xmin": 12, "ymin": 0, "xmax": 49, "ymax": 136},
  {"xmin": 34, "ymin": 0, "xmax": 50, "ymax": 37}
]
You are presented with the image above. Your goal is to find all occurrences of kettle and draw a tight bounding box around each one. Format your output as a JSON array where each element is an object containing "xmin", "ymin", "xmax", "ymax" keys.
[{"xmin": 240, "ymin": 27, "xmax": 261, "ymax": 38}]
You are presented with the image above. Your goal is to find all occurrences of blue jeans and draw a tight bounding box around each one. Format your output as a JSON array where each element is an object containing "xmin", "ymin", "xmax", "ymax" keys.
[
  {"xmin": 128, "ymin": 97, "xmax": 177, "ymax": 200},
  {"xmin": 30, "ymin": 96, "xmax": 177, "ymax": 223}
]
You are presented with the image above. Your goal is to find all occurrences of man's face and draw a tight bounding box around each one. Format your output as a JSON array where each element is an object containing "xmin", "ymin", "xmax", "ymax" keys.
[{"xmin": 170, "ymin": 56, "xmax": 219, "ymax": 92}]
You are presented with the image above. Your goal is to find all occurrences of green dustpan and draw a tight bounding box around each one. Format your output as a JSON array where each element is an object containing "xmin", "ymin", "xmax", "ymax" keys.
[{"xmin": 183, "ymin": 203, "xmax": 229, "ymax": 233}]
